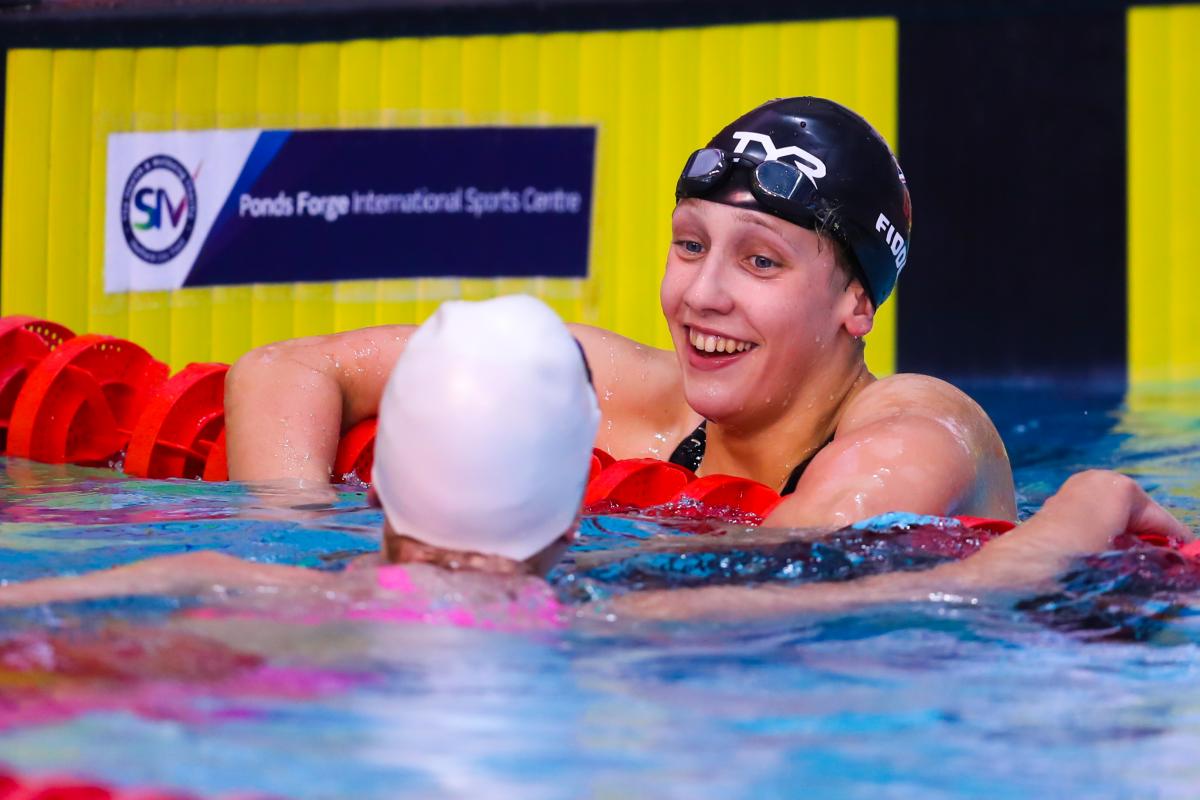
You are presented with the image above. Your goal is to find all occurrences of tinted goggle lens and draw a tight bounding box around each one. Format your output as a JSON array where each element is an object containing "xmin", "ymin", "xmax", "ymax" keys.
[
  {"xmin": 677, "ymin": 148, "xmax": 809, "ymax": 204},
  {"xmin": 753, "ymin": 160, "xmax": 804, "ymax": 200},
  {"xmin": 676, "ymin": 148, "xmax": 821, "ymax": 231},
  {"xmin": 684, "ymin": 148, "xmax": 726, "ymax": 180}
]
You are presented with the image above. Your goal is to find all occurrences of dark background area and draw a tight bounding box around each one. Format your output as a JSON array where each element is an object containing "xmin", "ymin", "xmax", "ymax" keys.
[
  {"xmin": 0, "ymin": 0, "xmax": 1149, "ymax": 378},
  {"xmin": 896, "ymin": 7, "xmax": 1127, "ymax": 378}
]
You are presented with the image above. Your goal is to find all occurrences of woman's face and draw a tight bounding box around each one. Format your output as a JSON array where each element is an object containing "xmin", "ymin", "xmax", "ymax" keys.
[{"xmin": 660, "ymin": 198, "xmax": 858, "ymax": 425}]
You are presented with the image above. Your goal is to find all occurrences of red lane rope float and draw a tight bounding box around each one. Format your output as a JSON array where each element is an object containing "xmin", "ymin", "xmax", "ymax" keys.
[
  {"xmin": 0, "ymin": 316, "xmax": 75, "ymax": 351},
  {"xmin": 952, "ymin": 515, "xmax": 1016, "ymax": 534},
  {"xmin": 333, "ymin": 417, "xmax": 378, "ymax": 484},
  {"xmin": 0, "ymin": 767, "xmax": 204, "ymax": 800},
  {"xmin": 593, "ymin": 448, "xmax": 615, "ymax": 470},
  {"xmin": 202, "ymin": 428, "xmax": 228, "ymax": 482},
  {"xmin": 583, "ymin": 458, "xmax": 695, "ymax": 509},
  {"xmin": 7, "ymin": 335, "xmax": 168, "ymax": 466},
  {"xmin": 588, "ymin": 448, "xmax": 615, "ymax": 484},
  {"xmin": 18, "ymin": 781, "xmax": 116, "ymax": 799},
  {"xmin": 1181, "ymin": 540, "xmax": 1200, "ymax": 559},
  {"xmin": 671, "ymin": 474, "xmax": 784, "ymax": 519},
  {"xmin": 125, "ymin": 363, "xmax": 228, "ymax": 480},
  {"xmin": 0, "ymin": 317, "xmax": 75, "ymax": 455}
]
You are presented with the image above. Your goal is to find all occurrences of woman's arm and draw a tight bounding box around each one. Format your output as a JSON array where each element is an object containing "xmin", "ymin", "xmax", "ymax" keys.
[
  {"xmin": 0, "ymin": 552, "xmax": 332, "ymax": 607},
  {"xmin": 225, "ymin": 325, "xmax": 414, "ymax": 483},
  {"xmin": 225, "ymin": 319, "xmax": 687, "ymax": 482},
  {"xmin": 616, "ymin": 471, "xmax": 1190, "ymax": 620}
]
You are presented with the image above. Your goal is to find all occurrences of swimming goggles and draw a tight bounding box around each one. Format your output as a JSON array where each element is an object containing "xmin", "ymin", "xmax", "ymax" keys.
[{"xmin": 675, "ymin": 147, "xmax": 826, "ymax": 229}]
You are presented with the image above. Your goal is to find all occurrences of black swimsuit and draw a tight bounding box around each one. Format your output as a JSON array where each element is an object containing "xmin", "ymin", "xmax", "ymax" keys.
[{"xmin": 667, "ymin": 421, "xmax": 832, "ymax": 496}]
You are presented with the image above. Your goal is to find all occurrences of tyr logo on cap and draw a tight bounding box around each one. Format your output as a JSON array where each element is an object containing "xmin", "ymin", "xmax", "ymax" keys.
[{"xmin": 730, "ymin": 131, "xmax": 827, "ymax": 188}]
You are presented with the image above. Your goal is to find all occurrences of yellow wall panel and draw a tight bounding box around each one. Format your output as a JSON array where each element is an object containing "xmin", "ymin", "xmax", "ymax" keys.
[
  {"xmin": 415, "ymin": 37, "xmax": 464, "ymax": 322},
  {"xmin": 494, "ymin": 34, "xmax": 542, "ymax": 304},
  {"xmin": 1167, "ymin": 12, "xmax": 1200, "ymax": 382},
  {"xmin": 210, "ymin": 46, "xmax": 258, "ymax": 363},
  {"xmin": 460, "ymin": 35, "xmax": 503, "ymax": 304},
  {"xmin": 376, "ymin": 37, "xmax": 422, "ymax": 327},
  {"xmin": 86, "ymin": 49, "xmax": 134, "ymax": 342},
  {"xmin": 616, "ymin": 31, "xmax": 663, "ymax": 346},
  {"xmin": 4, "ymin": 18, "xmax": 900, "ymax": 377},
  {"xmin": 44, "ymin": 50, "xmax": 94, "ymax": 333},
  {"xmin": 3, "ymin": 50, "xmax": 53, "ymax": 320},
  {"xmin": 249, "ymin": 45, "xmax": 298, "ymax": 351},
  {"xmin": 1129, "ymin": 6, "xmax": 1200, "ymax": 383},
  {"xmin": 127, "ymin": 48, "xmax": 176, "ymax": 361},
  {"xmin": 576, "ymin": 30, "xmax": 619, "ymax": 331},
  {"xmin": 292, "ymin": 43, "xmax": 340, "ymax": 341},
  {"xmin": 334, "ymin": 39, "xmax": 383, "ymax": 334},
  {"xmin": 534, "ymin": 32, "xmax": 585, "ymax": 323},
  {"xmin": 169, "ymin": 46, "xmax": 218, "ymax": 368},
  {"xmin": 653, "ymin": 27, "xmax": 703, "ymax": 350}
]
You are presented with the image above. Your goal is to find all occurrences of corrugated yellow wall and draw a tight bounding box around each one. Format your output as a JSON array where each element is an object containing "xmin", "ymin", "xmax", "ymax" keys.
[
  {"xmin": 1128, "ymin": 5, "xmax": 1200, "ymax": 384},
  {"xmin": 2, "ymin": 19, "xmax": 899, "ymax": 373}
]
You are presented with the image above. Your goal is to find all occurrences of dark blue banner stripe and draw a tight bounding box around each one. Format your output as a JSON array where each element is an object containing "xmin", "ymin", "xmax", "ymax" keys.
[{"xmin": 185, "ymin": 126, "xmax": 595, "ymax": 287}]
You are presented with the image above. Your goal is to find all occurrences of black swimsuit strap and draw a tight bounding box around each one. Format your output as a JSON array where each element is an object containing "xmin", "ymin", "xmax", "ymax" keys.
[
  {"xmin": 667, "ymin": 421, "xmax": 831, "ymax": 497},
  {"xmin": 667, "ymin": 421, "xmax": 708, "ymax": 472},
  {"xmin": 779, "ymin": 448, "xmax": 822, "ymax": 496}
]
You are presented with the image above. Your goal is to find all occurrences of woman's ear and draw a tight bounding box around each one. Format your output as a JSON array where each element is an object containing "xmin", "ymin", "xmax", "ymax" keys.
[{"xmin": 843, "ymin": 280, "xmax": 875, "ymax": 339}]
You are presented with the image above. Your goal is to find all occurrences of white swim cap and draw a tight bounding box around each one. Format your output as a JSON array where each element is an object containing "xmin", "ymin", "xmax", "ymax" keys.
[{"xmin": 372, "ymin": 295, "xmax": 600, "ymax": 561}]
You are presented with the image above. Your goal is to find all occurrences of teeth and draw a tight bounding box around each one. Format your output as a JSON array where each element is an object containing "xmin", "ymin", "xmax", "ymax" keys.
[{"xmin": 688, "ymin": 328, "xmax": 754, "ymax": 355}]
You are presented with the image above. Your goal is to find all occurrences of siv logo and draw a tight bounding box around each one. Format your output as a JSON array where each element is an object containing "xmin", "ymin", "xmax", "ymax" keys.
[
  {"xmin": 875, "ymin": 212, "xmax": 908, "ymax": 272},
  {"xmin": 120, "ymin": 154, "xmax": 198, "ymax": 265},
  {"xmin": 730, "ymin": 131, "xmax": 827, "ymax": 188}
]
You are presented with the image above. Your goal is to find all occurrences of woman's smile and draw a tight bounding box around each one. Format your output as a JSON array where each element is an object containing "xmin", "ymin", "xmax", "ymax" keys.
[{"xmin": 683, "ymin": 324, "xmax": 758, "ymax": 372}]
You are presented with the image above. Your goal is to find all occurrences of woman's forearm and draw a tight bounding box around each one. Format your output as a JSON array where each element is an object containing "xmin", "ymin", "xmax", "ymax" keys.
[
  {"xmin": 224, "ymin": 326, "xmax": 413, "ymax": 483},
  {"xmin": 0, "ymin": 552, "xmax": 332, "ymax": 607}
]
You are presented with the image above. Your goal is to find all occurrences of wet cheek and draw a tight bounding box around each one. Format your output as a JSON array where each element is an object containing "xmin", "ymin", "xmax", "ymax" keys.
[{"xmin": 660, "ymin": 271, "xmax": 691, "ymax": 321}]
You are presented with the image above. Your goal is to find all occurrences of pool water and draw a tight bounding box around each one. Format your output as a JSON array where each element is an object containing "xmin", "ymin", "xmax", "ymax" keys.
[{"xmin": 2, "ymin": 379, "xmax": 1200, "ymax": 799}]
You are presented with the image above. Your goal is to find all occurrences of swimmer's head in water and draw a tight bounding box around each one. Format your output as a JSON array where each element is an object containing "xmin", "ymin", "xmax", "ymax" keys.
[
  {"xmin": 675, "ymin": 96, "xmax": 911, "ymax": 307},
  {"xmin": 372, "ymin": 295, "xmax": 600, "ymax": 563}
]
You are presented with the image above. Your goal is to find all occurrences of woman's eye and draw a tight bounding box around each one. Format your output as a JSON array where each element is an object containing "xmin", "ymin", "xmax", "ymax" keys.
[
  {"xmin": 674, "ymin": 239, "xmax": 704, "ymax": 255},
  {"xmin": 751, "ymin": 255, "xmax": 778, "ymax": 270}
]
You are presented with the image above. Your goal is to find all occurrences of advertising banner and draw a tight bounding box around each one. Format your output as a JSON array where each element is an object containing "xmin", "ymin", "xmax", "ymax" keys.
[{"xmin": 104, "ymin": 127, "xmax": 596, "ymax": 293}]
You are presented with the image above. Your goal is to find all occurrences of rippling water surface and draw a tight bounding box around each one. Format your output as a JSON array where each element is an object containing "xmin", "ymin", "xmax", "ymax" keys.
[{"xmin": 2, "ymin": 380, "xmax": 1200, "ymax": 799}]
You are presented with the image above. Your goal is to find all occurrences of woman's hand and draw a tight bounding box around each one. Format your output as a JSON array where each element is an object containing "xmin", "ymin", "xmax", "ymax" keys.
[{"xmin": 951, "ymin": 470, "xmax": 1191, "ymax": 590}]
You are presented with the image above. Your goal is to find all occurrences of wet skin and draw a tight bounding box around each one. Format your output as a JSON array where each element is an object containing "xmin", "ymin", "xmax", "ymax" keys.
[{"xmin": 225, "ymin": 199, "xmax": 1015, "ymax": 526}]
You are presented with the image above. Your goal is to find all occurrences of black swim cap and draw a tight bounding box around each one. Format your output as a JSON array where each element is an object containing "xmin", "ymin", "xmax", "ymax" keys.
[{"xmin": 678, "ymin": 97, "xmax": 911, "ymax": 307}]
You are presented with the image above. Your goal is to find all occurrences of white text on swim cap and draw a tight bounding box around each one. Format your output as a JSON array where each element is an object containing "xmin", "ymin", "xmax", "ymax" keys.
[
  {"xmin": 730, "ymin": 131, "xmax": 827, "ymax": 188},
  {"xmin": 876, "ymin": 213, "xmax": 908, "ymax": 272}
]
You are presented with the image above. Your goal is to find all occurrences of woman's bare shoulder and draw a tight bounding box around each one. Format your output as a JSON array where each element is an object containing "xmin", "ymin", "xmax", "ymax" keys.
[
  {"xmin": 842, "ymin": 373, "xmax": 992, "ymax": 432},
  {"xmin": 838, "ymin": 372, "xmax": 1015, "ymax": 516},
  {"xmin": 568, "ymin": 324, "xmax": 696, "ymax": 457}
]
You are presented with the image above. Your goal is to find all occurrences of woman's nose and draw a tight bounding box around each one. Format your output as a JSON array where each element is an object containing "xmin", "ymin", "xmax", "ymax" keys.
[{"xmin": 682, "ymin": 257, "xmax": 735, "ymax": 315}]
